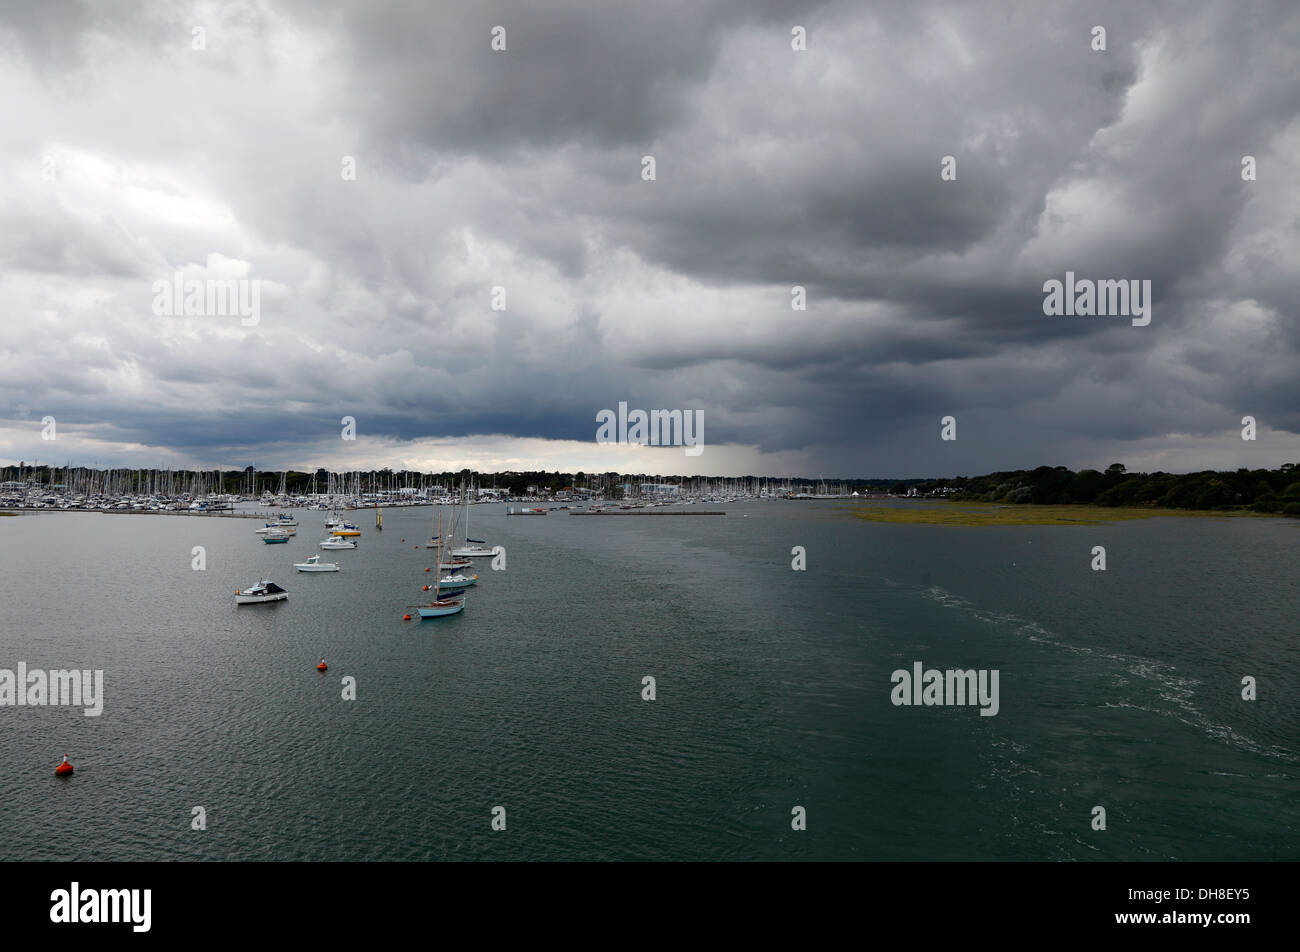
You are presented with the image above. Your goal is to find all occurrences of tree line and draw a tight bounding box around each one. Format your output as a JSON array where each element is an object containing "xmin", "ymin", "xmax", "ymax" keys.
[{"xmin": 909, "ymin": 463, "xmax": 1300, "ymax": 515}]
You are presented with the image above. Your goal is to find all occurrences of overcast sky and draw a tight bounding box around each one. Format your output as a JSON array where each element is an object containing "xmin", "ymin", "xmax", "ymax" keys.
[{"xmin": 1, "ymin": 0, "xmax": 1296, "ymax": 478}]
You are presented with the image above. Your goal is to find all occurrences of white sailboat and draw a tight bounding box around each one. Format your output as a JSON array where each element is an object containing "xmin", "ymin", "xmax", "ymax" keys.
[{"xmin": 452, "ymin": 479, "xmax": 494, "ymax": 557}]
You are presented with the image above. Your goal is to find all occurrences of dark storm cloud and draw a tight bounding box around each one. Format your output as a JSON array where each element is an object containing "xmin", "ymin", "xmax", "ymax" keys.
[{"xmin": 1, "ymin": 0, "xmax": 1297, "ymax": 475}]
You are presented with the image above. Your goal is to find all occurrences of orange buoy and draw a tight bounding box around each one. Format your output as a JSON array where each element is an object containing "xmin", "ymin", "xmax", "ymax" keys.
[
  {"xmin": 55, "ymin": 756, "xmax": 73, "ymax": 776},
  {"xmin": 316, "ymin": 659, "xmax": 328, "ymax": 671},
  {"xmin": 402, "ymin": 614, "xmax": 412, "ymax": 620}
]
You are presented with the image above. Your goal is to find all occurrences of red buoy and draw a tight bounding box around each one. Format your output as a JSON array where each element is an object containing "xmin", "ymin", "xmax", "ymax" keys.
[
  {"xmin": 422, "ymin": 585, "xmax": 430, "ymax": 591},
  {"xmin": 425, "ymin": 567, "xmax": 431, "ymax": 572},
  {"xmin": 316, "ymin": 659, "xmax": 328, "ymax": 671},
  {"xmin": 402, "ymin": 613, "xmax": 412, "ymax": 620},
  {"xmin": 55, "ymin": 756, "xmax": 73, "ymax": 776}
]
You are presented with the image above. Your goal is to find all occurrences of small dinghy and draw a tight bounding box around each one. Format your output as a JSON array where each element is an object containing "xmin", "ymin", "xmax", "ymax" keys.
[
  {"xmin": 294, "ymin": 554, "xmax": 340, "ymax": 572},
  {"xmin": 236, "ymin": 580, "xmax": 288, "ymax": 604}
]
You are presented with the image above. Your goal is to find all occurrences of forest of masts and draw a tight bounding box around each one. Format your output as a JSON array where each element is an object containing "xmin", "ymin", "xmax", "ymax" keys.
[{"xmin": 0, "ymin": 463, "xmax": 862, "ymax": 501}]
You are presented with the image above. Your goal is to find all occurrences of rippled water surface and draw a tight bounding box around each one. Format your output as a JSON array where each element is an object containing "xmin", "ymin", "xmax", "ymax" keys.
[{"xmin": 1, "ymin": 504, "xmax": 1296, "ymax": 860}]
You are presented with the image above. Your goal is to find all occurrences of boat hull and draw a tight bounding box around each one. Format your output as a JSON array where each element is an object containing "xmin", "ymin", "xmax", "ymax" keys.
[
  {"xmin": 294, "ymin": 564, "xmax": 339, "ymax": 572},
  {"xmin": 236, "ymin": 593, "xmax": 287, "ymax": 604},
  {"xmin": 438, "ymin": 574, "xmax": 477, "ymax": 587},
  {"xmin": 417, "ymin": 599, "xmax": 465, "ymax": 618},
  {"xmin": 451, "ymin": 547, "xmax": 494, "ymax": 557}
]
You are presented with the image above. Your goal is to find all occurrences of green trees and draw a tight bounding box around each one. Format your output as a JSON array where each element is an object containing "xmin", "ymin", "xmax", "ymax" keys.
[{"xmin": 940, "ymin": 464, "xmax": 1297, "ymax": 515}]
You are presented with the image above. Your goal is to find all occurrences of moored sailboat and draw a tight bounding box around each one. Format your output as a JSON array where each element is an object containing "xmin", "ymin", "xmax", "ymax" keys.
[
  {"xmin": 452, "ymin": 480, "xmax": 494, "ymax": 556},
  {"xmin": 417, "ymin": 510, "xmax": 465, "ymax": 618}
]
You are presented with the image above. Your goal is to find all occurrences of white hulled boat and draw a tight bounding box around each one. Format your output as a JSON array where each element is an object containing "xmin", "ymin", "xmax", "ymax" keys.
[
  {"xmin": 452, "ymin": 481, "xmax": 493, "ymax": 555},
  {"xmin": 438, "ymin": 572, "xmax": 478, "ymax": 587},
  {"xmin": 294, "ymin": 554, "xmax": 340, "ymax": 572},
  {"xmin": 417, "ymin": 510, "xmax": 465, "ymax": 618},
  {"xmin": 255, "ymin": 522, "xmax": 296, "ymax": 535},
  {"xmin": 236, "ymin": 580, "xmax": 288, "ymax": 604}
]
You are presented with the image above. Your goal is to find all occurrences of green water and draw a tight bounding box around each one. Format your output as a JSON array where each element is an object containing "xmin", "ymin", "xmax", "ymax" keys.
[{"xmin": 1, "ymin": 503, "xmax": 1296, "ymax": 860}]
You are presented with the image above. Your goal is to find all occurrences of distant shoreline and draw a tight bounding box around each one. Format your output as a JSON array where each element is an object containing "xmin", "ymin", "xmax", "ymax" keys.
[{"xmin": 845, "ymin": 501, "xmax": 1276, "ymax": 527}]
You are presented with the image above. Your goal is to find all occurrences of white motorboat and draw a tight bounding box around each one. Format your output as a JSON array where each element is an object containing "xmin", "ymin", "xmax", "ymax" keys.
[
  {"xmin": 236, "ymin": 580, "xmax": 288, "ymax": 604},
  {"xmin": 256, "ymin": 523, "xmax": 296, "ymax": 535},
  {"xmin": 319, "ymin": 537, "xmax": 356, "ymax": 550},
  {"xmin": 452, "ymin": 545, "xmax": 495, "ymax": 558},
  {"xmin": 294, "ymin": 554, "xmax": 340, "ymax": 572},
  {"xmin": 438, "ymin": 572, "xmax": 478, "ymax": 587}
]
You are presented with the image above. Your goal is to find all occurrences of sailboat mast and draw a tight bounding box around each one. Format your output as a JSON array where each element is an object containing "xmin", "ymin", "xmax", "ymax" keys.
[{"xmin": 434, "ymin": 510, "xmax": 442, "ymax": 601}]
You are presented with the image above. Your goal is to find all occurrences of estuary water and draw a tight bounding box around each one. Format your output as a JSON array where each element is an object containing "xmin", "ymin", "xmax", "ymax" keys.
[{"xmin": 1, "ymin": 502, "xmax": 1296, "ymax": 861}]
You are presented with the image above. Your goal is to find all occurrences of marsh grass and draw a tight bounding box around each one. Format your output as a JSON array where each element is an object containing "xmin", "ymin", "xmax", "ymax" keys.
[{"xmin": 843, "ymin": 501, "xmax": 1263, "ymax": 527}]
